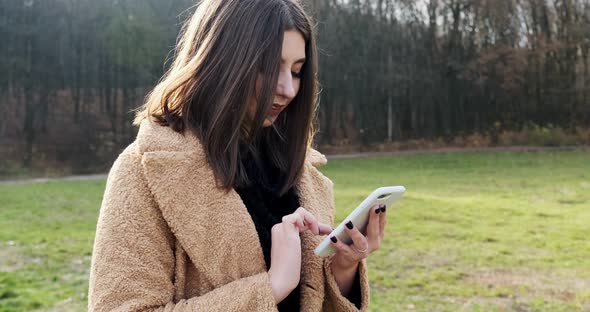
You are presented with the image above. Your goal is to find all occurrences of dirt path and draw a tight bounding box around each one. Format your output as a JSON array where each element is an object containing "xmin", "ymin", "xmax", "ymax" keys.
[
  {"xmin": 0, "ymin": 173, "xmax": 108, "ymax": 185},
  {"xmin": 1, "ymin": 145, "xmax": 587, "ymax": 185}
]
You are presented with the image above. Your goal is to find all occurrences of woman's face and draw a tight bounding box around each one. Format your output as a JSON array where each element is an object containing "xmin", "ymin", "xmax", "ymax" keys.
[{"xmin": 249, "ymin": 30, "xmax": 306, "ymax": 127}]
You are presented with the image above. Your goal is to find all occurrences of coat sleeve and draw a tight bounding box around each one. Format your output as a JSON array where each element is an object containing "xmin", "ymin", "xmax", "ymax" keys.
[
  {"xmin": 323, "ymin": 257, "xmax": 370, "ymax": 312},
  {"xmin": 88, "ymin": 150, "xmax": 277, "ymax": 312}
]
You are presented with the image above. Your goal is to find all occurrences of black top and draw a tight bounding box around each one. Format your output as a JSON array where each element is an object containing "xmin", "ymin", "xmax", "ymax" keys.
[
  {"xmin": 234, "ymin": 145, "xmax": 361, "ymax": 311},
  {"xmin": 234, "ymin": 145, "xmax": 301, "ymax": 311}
]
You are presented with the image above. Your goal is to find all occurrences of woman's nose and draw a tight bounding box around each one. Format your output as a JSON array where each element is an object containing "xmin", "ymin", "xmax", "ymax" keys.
[{"xmin": 276, "ymin": 70, "xmax": 296, "ymax": 100}]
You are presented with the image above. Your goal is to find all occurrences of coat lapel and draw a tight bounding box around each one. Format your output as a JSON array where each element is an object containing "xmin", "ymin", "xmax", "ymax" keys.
[
  {"xmin": 297, "ymin": 161, "xmax": 331, "ymax": 311},
  {"xmin": 141, "ymin": 150, "xmax": 268, "ymax": 288}
]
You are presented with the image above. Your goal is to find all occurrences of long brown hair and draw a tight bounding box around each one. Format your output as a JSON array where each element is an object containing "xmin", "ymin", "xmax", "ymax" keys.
[{"xmin": 134, "ymin": 0, "xmax": 319, "ymax": 195}]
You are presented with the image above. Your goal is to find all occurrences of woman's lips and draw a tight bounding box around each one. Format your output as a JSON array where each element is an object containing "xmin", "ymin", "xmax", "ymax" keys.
[{"xmin": 269, "ymin": 104, "xmax": 286, "ymax": 116}]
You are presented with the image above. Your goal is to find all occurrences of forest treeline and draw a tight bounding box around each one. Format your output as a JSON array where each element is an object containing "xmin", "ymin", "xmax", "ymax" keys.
[{"xmin": 1, "ymin": 0, "xmax": 589, "ymax": 173}]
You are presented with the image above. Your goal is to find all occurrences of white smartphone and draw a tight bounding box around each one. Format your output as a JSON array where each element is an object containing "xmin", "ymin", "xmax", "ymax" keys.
[{"xmin": 314, "ymin": 186, "xmax": 405, "ymax": 258}]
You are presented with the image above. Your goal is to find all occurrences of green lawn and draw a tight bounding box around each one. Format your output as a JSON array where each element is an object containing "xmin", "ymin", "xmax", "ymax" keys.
[{"xmin": 1, "ymin": 150, "xmax": 589, "ymax": 311}]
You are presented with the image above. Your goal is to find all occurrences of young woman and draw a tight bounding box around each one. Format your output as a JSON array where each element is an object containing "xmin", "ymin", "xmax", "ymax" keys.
[{"xmin": 88, "ymin": 0, "xmax": 388, "ymax": 311}]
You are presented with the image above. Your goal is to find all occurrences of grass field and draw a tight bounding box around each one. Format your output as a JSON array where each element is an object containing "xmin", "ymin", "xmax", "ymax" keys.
[{"xmin": 1, "ymin": 150, "xmax": 589, "ymax": 311}]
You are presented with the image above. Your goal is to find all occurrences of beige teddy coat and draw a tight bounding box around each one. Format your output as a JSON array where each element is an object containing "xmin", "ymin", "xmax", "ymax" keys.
[{"xmin": 88, "ymin": 120, "xmax": 370, "ymax": 311}]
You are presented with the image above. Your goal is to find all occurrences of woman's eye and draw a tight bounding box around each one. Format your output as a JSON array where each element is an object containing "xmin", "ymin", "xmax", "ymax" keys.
[{"xmin": 291, "ymin": 71, "xmax": 302, "ymax": 79}]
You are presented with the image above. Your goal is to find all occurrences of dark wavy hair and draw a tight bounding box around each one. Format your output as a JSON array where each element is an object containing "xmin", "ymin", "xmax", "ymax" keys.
[{"xmin": 134, "ymin": 0, "xmax": 319, "ymax": 195}]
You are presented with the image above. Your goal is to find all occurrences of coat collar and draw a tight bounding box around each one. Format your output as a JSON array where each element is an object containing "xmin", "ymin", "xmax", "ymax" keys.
[
  {"xmin": 136, "ymin": 119, "xmax": 328, "ymax": 165},
  {"xmin": 136, "ymin": 119, "xmax": 329, "ymax": 309}
]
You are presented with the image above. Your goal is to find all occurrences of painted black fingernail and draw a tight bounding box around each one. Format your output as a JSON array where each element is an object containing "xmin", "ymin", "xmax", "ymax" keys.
[
  {"xmin": 375, "ymin": 208, "xmax": 381, "ymax": 214},
  {"xmin": 330, "ymin": 236, "xmax": 337, "ymax": 243},
  {"xmin": 380, "ymin": 206, "xmax": 386, "ymax": 213},
  {"xmin": 346, "ymin": 221, "xmax": 353, "ymax": 229}
]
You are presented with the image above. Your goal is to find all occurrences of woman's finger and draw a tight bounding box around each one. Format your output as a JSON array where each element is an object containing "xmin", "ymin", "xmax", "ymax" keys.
[
  {"xmin": 329, "ymin": 235, "xmax": 364, "ymax": 263},
  {"xmin": 295, "ymin": 207, "xmax": 320, "ymax": 235},
  {"xmin": 282, "ymin": 214, "xmax": 305, "ymax": 232},
  {"xmin": 329, "ymin": 235, "xmax": 353, "ymax": 256},
  {"xmin": 378, "ymin": 205, "xmax": 387, "ymax": 240},
  {"xmin": 366, "ymin": 204, "xmax": 382, "ymax": 242},
  {"xmin": 343, "ymin": 221, "xmax": 370, "ymax": 252},
  {"xmin": 318, "ymin": 223, "xmax": 333, "ymax": 236}
]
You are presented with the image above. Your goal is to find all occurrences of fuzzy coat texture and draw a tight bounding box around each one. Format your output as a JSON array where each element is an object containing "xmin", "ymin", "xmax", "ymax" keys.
[{"xmin": 88, "ymin": 120, "xmax": 370, "ymax": 311}]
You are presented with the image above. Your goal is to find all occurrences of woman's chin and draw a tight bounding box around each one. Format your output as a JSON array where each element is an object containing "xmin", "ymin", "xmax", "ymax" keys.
[{"xmin": 262, "ymin": 117, "xmax": 275, "ymax": 127}]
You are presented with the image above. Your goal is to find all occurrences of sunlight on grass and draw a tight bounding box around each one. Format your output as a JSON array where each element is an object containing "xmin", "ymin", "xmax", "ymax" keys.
[{"xmin": 323, "ymin": 151, "xmax": 590, "ymax": 311}]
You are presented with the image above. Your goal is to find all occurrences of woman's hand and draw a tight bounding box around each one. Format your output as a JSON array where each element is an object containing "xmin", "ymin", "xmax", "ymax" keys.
[
  {"xmin": 329, "ymin": 204, "xmax": 387, "ymax": 295},
  {"xmin": 268, "ymin": 207, "xmax": 332, "ymax": 303}
]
